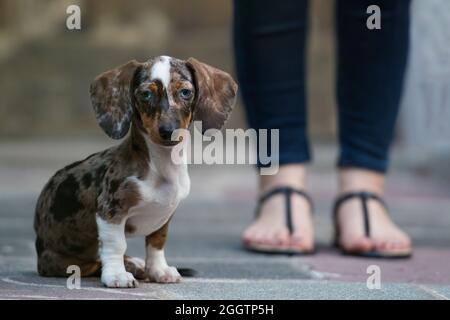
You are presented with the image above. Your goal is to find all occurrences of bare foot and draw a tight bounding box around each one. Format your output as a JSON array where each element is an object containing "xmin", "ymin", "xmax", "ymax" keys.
[
  {"xmin": 242, "ymin": 165, "xmax": 314, "ymax": 252},
  {"xmin": 336, "ymin": 168, "xmax": 412, "ymax": 255}
]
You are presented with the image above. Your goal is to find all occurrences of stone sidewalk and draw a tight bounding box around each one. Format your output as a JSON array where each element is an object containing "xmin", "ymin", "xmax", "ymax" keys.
[{"xmin": 0, "ymin": 138, "xmax": 449, "ymax": 299}]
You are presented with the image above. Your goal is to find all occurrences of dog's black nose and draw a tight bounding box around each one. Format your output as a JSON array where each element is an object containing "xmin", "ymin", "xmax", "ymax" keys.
[{"xmin": 158, "ymin": 126, "xmax": 175, "ymax": 140}]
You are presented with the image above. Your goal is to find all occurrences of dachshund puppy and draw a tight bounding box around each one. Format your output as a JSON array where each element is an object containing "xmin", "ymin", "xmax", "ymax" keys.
[{"xmin": 34, "ymin": 56, "xmax": 237, "ymax": 287}]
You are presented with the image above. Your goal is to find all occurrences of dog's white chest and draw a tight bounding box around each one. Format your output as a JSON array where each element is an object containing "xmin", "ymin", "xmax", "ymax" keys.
[{"xmin": 125, "ymin": 172, "xmax": 190, "ymax": 236}]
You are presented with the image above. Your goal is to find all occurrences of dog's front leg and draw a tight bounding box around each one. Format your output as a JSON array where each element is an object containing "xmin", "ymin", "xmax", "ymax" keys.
[
  {"xmin": 145, "ymin": 221, "xmax": 181, "ymax": 283},
  {"xmin": 96, "ymin": 215, "xmax": 138, "ymax": 288}
]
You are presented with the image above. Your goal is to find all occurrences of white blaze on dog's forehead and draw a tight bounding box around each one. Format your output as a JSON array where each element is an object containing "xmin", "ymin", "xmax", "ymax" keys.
[{"xmin": 151, "ymin": 56, "xmax": 171, "ymax": 89}]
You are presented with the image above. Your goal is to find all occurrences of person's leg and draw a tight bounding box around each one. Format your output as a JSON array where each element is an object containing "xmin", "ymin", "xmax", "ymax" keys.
[
  {"xmin": 335, "ymin": 0, "xmax": 412, "ymax": 254},
  {"xmin": 233, "ymin": 0, "xmax": 313, "ymax": 250}
]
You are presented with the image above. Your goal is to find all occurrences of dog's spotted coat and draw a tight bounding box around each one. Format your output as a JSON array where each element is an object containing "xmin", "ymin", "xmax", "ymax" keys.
[{"xmin": 34, "ymin": 56, "xmax": 237, "ymax": 287}]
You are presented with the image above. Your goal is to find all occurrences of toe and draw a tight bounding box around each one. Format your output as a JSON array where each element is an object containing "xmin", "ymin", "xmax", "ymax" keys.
[
  {"xmin": 274, "ymin": 230, "xmax": 290, "ymax": 246},
  {"xmin": 241, "ymin": 232, "xmax": 252, "ymax": 244},
  {"xmin": 374, "ymin": 240, "xmax": 389, "ymax": 251},
  {"xmin": 290, "ymin": 234, "xmax": 306, "ymax": 249},
  {"xmin": 242, "ymin": 227, "xmax": 259, "ymax": 244},
  {"xmin": 290, "ymin": 233, "xmax": 313, "ymax": 251},
  {"xmin": 386, "ymin": 242, "xmax": 397, "ymax": 251},
  {"xmin": 373, "ymin": 236, "xmax": 410, "ymax": 253},
  {"xmin": 342, "ymin": 236, "xmax": 373, "ymax": 253},
  {"xmin": 399, "ymin": 234, "xmax": 412, "ymax": 249},
  {"xmin": 242, "ymin": 227, "xmax": 255, "ymax": 242},
  {"xmin": 252, "ymin": 229, "xmax": 268, "ymax": 245},
  {"xmin": 260, "ymin": 231, "xmax": 279, "ymax": 246},
  {"xmin": 393, "ymin": 241, "xmax": 406, "ymax": 250}
]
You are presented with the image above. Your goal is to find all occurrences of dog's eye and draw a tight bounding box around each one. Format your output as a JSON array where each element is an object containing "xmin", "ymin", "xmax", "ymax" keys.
[
  {"xmin": 180, "ymin": 89, "xmax": 192, "ymax": 100},
  {"xmin": 140, "ymin": 90, "xmax": 152, "ymax": 101}
]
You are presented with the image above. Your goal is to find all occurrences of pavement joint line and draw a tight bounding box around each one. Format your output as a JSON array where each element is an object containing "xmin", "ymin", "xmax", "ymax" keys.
[
  {"xmin": 308, "ymin": 269, "xmax": 340, "ymax": 280},
  {"xmin": 415, "ymin": 284, "xmax": 449, "ymax": 300},
  {"xmin": 286, "ymin": 259, "xmax": 336, "ymax": 280},
  {"xmin": 183, "ymin": 278, "xmax": 330, "ymax": 284},
  {"xmin": 1, "ymin": 294, "xmax": 59, "ymax": 299},
  {"xmin": 183, "ymin": 278, "xmax": 253, "ymax": 284},
  {"xmin": 170, "ymin": 256, "xmax": 308, "ymax": 263},
  {"xmin": 0, "ymin": 277, "xmax": 164, "ymax": 298}
]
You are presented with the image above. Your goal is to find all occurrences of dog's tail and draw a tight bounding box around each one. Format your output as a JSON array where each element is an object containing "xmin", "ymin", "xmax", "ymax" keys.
[{"xmin": 177, "ymin": 268, "xmax": 197, "ymax": 277}]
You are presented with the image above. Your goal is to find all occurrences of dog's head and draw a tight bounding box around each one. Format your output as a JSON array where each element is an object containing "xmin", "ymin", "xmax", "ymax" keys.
[{"xmin": 90, "ymin": 56, "xmax": 237, "ymax": 146}]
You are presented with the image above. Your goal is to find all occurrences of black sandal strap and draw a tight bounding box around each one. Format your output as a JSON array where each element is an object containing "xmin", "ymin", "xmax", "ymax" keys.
[
  {"xmin": 333, "ymin": 191, "xmax": 387, "ymax": 237},
  {"xmin": 255, "ymin": 186, "xmax": 314, "ymax": 234}
]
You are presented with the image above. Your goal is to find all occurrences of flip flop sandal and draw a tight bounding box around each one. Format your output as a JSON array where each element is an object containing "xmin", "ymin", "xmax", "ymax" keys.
[
  {"xmin": 243, "ymin": 186, "xmax": 315, "ymax": 255},
  {"xmin": 333, "ymin": 191, "xmax": 412, "ymax": 259}
]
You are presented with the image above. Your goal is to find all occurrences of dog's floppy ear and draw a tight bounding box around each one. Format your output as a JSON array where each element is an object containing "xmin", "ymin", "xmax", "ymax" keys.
[
  {"xmin": 90, "ymin": 60, "xmax": 142, "ymax": 139},
  {"xmin": 186, "ymin": 57, "xmax": 238, "ymax": 132}
]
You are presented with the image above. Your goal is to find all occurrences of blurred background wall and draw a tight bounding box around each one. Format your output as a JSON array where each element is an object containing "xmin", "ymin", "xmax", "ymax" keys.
[
  {"xmin": 0, "ymin": 0, "xmax": 336, "ymax": 139},
  {"xmin": 0, "ymin": 0, "xmax": 449, "ymax": 177}
]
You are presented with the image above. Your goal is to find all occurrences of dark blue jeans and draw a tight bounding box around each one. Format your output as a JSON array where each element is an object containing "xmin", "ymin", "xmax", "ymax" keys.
[{"xmin": 233, "ymin": 0, "xmax": 411, "ymax": 173}]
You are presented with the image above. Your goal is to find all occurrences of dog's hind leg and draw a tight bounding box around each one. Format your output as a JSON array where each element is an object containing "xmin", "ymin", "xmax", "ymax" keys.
[
  {"xmin": 124, "ymin": 255, "xmax": 147, "ymax": 280},
  {"xmin": 37, "ymin": 250, "xmax": 101, "ymax": 277}
]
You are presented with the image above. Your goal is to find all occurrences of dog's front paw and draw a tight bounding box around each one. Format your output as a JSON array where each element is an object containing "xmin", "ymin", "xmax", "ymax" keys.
[
  {"xmin": 101, "ymin": 271, "xmax": 139, "ymax": 288},
  {"xmin": 146, "ymin": 265, "xmax": 181, "ymax": 283}
]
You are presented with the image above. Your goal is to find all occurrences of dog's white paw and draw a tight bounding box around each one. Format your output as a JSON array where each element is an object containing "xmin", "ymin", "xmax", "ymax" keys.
[
  {"xmin": 146, "ymin": 265, "xmax": 181, "ymax": 283},
  {"xmin": 101, "ymin": 271, "xmax": 139, "ymax": 288}
]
